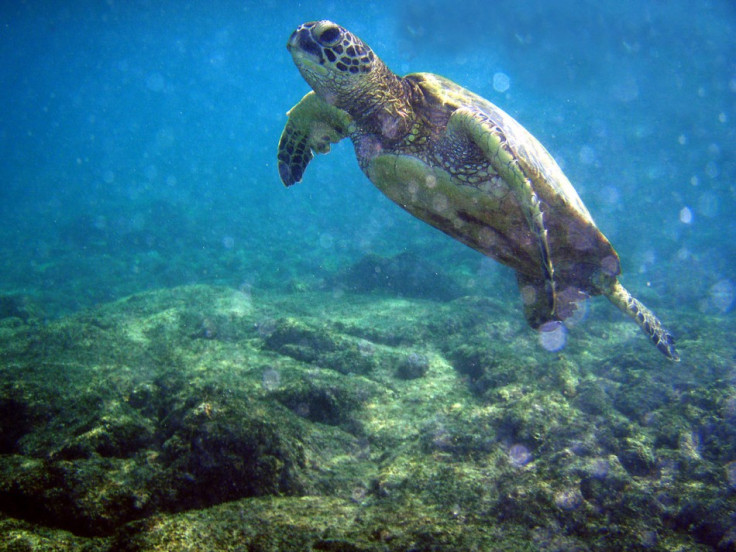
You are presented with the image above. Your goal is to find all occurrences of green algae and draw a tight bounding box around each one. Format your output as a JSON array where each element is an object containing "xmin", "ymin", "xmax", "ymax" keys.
[{"xmin": 0, "ymin": 284, "xmax": 733, "ymax": 551}]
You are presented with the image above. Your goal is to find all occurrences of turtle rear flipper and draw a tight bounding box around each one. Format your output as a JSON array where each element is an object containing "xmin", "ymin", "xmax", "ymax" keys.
[
  {"xmin": 277, "ymin": 91, "xmax": 353, "ymax": 186},
  {"xmin": 517, "ymin": 272, "xmax": 591, "ymax": 330},
  {"xmin": 607, "ymin": 280, "xmax": 680, "ymax": 361},
  {"xmin": 516, "ymin": 272, "xmax": 554, "ymax": 329}
]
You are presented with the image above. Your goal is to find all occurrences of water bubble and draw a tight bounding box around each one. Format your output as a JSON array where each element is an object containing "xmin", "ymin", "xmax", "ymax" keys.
[
  {"xmin": 641, "ymin": 411, "xmax": 657, "ymax": 426},
  {"xmin": 708, "ymin": 279, "xmax": 735, "ymax": 313},
  {"xmin": 639, "ymin": 530, "xmax": 658, "ymax": 548},
  {"xmin": 678, "ymin": 207, "xmax": 693, "ymax": 224},
  {"xmin": 554, "ymin": 488, "xmax": 583, "ymax": 510},
  {"xmin": 155, "ymin": 127, "xmax": 175, "ymax": 149},
  {"xmin": 350, "ymin": 485, "xmax": 368, "ymax": 504},
  {"xmin": 356, "ymin": 134, "xmax": 383, "ymax": 160},
  {"xmin": 589, "ymin": 458, "xmax": 609, "ymax": 478},
  {"xmin": 238, "ymin": 282, "xmax": 253, "ymax": 300},
  {"xmin": 379, "ymin": 111, "xmax": 403, "ymax": 139},
  {"xmin": 697, "ymin": 191, "xmax": 719, "ymax": 218},
  {"xmin": 493, "ymin": 72, "xmax": 510, "ymax": 93},
  {"xmin": 562, "ymin": 298, "xmax": 589, "ymax": 328},
  {"xmin": 222, "ymin": 236, "xmax": 235, "ymax": 249},
  {"xmin": 255, "ymin": 318, "xmax": 276, "ymax": 338},
  {"xmin": 430, "ymin": 425, "xmax": 454, "ymax": 451},
  {"xmin": 539, "ymin": 321, "xmax": 567, "ymax": 352},
  {"xmin": 93, "ymin": 215, "xmax": 107, "ymax": 231},
  {"xmin": 144, "ymin": 165, "xmax": 158, "ymax": 181},
  {"xmin": 520, "ymin": 285, "xmax": 537, "ymax": 306},
  {"xmin": 705, "ymin": 161, "xmax": 719, "ymax": 179},
  {"xmin": 128, "ymin": 213, "xmax": 145, "ymax": 232},
  {"xmin": 432, "ymin": 195, "xmax": 448, "ymax": 212},
  {"xmin": 578, "ymin": 145, "xmax": 596, "ymax": 165},
  {"xmin": 646, "ymin": 164, "xmax": 664, "ymax": 180},
  {"xmin": 208, "ymin": 51, "xmax": 226, "ymax": 68},
  {"xmin": 726, "ymin": 461, "xmax": 736, "ymax": 489},
  {"xmin": 294, "ymin": 402, "xmax": 310, "ymax": 418},
  {"xmin": 146, "ymin": 72, "xmax": 165, "ymax": 92},
  {"xmin": 261, "ymin": 368, "xmax": 280, "ymax": 391},
  {"xmin": 601, "ymin": 255, "xmax": 619, "ymax": 277},
  {"xmin": 611, "ymin": 74, "xmax": 639, "ymax": 102},
  {"xmin": 102, "ymin": 170, "xmax": 115, "ymax": 184},
  {"xmin": 600, "ymin": 185, "xmax": 620, "ymax": 208},
  {"xmin": 358, "ymin": 339, "xmax": 375, "ymax": 357},
  {"xmin": 199, "ymin": 317, "xmax": 217, "ymax": 339},
  {"xmin": 508, "ymin": 444, "xmax": 531, "ymax": 467},
  {"xmin": 319, "ymin": 233, "xmax": 334, "ymax": 249},
  {"xmin": 407, "ymin": 180, "xmax": 419, "ymax": 199},
  {"xmin": 352, "ymin": 438, "xmax": 371, "ymax": 460},
  {"xmin": 722, "ymin": 396, "xmax": 736, "ymax": 420}
]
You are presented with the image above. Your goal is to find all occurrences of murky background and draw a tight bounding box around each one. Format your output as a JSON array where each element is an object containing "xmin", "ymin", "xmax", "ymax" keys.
[{"xmin": 1, "ymin": 1, "xmax": 734, "ymax": 320}]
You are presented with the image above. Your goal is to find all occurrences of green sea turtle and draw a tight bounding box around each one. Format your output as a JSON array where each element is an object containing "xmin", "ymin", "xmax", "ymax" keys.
[{"xmin": 277, "ymin": 20, "xmax": 679, "ymax": 361}]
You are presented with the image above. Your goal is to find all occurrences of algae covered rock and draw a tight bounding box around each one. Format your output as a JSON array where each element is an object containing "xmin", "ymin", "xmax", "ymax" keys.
[
  {"xmin": 264, "ymin": 317, "xmax": 338, "ymax": 362},
  {"xmin": 449, "ymin": 342, "xmax": 521, "ymax": 393},
  {"xmin": 0, "ymin": 287, "xmax": 315, "ymax": 536},
  {"xmin": 264, "ymin": 316, "xmax": 377, "ymax": 375},
  {"xmin": 0, "ymin": 284, "xmax": 732, "ymax": 551},
  {"xmin": 156, "ymin": 396, "xmax": 309, "ymax": 508},
  {"xmin": 395, "ymin": 351, "xmax": 430, "ymax": 380}
]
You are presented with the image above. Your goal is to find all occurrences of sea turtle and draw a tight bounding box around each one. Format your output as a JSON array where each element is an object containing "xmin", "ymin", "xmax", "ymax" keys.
[{"xmin": 277, "ymin": 20, "xmax": 679, "ymax": 361}]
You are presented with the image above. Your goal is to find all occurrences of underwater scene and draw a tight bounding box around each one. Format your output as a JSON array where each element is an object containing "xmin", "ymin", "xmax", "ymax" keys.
[{"xmin": 1, "ymin": 1, "xmax": 735, "ymax": 550}]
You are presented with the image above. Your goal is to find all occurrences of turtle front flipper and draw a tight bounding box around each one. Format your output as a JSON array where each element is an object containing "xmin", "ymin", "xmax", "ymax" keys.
[
  {"xmin": 607, "ymin": 280, "xmax": 680, "ymax": 361},
  {"xmin": 447, "ymin": 106, "xmax": 556, "ymax": 316},
  {"xmin": 277, "ymin": 91, "xmax": 353, "ymax": 186}
]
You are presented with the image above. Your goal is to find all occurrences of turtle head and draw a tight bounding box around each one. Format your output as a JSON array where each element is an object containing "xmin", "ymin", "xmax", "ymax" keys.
[{"xmin": 287, "ymin": 21, "xmax": 382, "ymax": 108}]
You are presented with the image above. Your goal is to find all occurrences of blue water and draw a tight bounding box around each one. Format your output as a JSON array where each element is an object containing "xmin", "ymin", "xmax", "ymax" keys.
[
  {"xmin": 2, "ymin": 2, "xmax": 736, "ymax": 548},
  {"xmin": 1, "ymin": 1, "xmax": 734, "ymax": 322}
]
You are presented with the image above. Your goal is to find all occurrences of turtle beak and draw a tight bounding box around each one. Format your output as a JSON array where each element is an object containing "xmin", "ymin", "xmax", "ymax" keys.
[
  {"xmin": 287, "ymin": 28, "xmax": 322, "ymax": 62},
  {"xmin": 286, "ymin": 30, "xmax": 299, "ymax": 52},
  {"xmin": 287, "ymin": 27, "xmax": 328, "ymax": 79}
]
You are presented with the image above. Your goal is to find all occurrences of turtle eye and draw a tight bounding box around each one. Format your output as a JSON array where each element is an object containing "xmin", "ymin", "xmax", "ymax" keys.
[{"xmin": 316, "ymin": 25, "xmax": 341, "ymax": 46}]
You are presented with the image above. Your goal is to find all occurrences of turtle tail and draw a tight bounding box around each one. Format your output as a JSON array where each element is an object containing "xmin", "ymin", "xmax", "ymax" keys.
[{"xmin": 607, "ymin": 280, "xmax": 680, "ymax": 361}]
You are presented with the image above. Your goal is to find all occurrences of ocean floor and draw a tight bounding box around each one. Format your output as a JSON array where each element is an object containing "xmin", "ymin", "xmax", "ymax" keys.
[{"xmin": 0, "ymin": 281, "xmax": 734, "ymax": 551}]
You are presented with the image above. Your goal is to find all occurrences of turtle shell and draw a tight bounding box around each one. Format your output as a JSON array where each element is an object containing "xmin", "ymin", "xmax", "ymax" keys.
[{"xmin": 360, "ymin": 72, "xmax": 620, "ymax": 299}]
